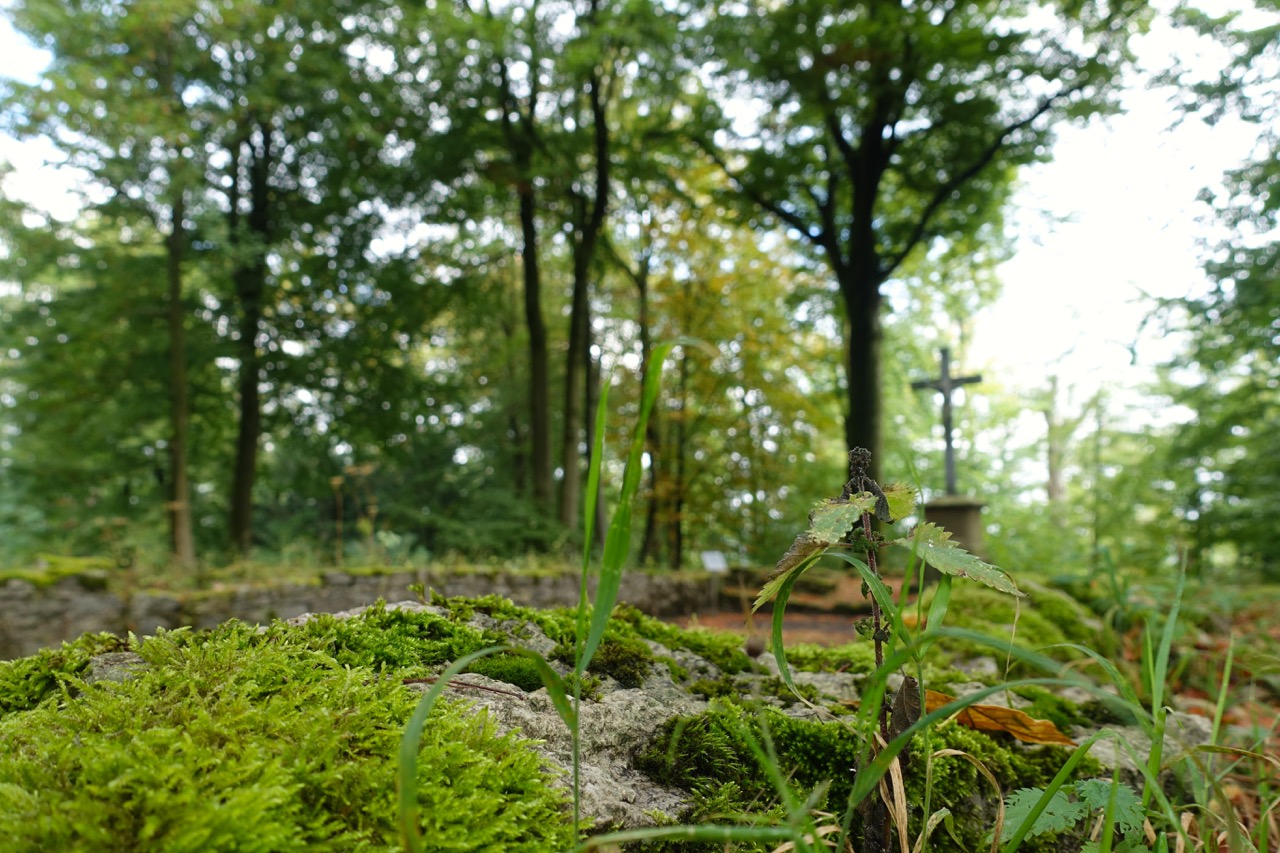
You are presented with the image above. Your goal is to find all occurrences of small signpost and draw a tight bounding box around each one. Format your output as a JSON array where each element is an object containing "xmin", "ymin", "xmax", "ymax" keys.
[
  {"xmin": 701, "ymin": 551, "xmax": 728, "ymax": 611},
  {"xmin": 699, "ymin": 551, "xmax": 728, "ymax": 574}
]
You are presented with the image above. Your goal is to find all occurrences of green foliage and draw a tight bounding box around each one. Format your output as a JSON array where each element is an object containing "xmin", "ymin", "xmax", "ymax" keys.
[
  {"xmin": 292, "ymin": 603, "xmax": 499, "ymax": 676},
  {"xmin": 0, "ymin": 620, "xmax": 571, "ymax": 852},
  {"xmin": 636, "ymin": 701, "xmax": 863, "ymax": 810},
  {"xmin": 891, "ymin": 523, "xmax": 1023, "ymax": 597},
  {"xmin": 462, "ymin": 653, "xmax": 547, "ymax": 692},
  {"xmin": 0, "ymin": 632, "xmax": 127, "ymax": 715},
  {"xmin": 994, "ymin": 779, "xmax": 1144, "ymax": 845}
]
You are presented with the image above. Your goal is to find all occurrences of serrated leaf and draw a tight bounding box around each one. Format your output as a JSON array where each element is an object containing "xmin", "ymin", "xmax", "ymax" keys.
[
  {"xmin": 882, "ymin": 483, "xmax": 917, "ymax": 521},
  {"xmin": 1074, "ymin": 779, "xmax": 1144, "ymax": 836},
  {"xmin": 808, "ymin": 499, "xmax": 865, "ymax": 544},
  {"xmin": 754, "ymin": 533, "xmax": 825, "ymax": 611},
  {"xmin": 999, "ymin": 788, "xmax": 1087, "ymax": 842},
  {"xmin": 925, "ymin": 690, "xmax": 1076, "ymax": 746},
  {"xmin": 891, "ymin": 523, "xmax": 1023, "ymax": 596}
]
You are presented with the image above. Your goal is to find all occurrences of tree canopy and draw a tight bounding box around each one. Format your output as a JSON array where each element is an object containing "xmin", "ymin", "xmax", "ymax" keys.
[{"xmin": 0, "ymin": 0, "xmax": 1275, "ymax": 582}]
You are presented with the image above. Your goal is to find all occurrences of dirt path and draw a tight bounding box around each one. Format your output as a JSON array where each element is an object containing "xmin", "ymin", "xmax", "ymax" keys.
[{"xmin": 666, "ymin": 573, "xmax": 914, "ymax": 647}]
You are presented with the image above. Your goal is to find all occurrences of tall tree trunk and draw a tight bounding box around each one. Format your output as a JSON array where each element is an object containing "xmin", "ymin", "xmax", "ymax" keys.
[
  {"xmin": 559, "ymin": 258, "xmax": 589, "ymax": 527},
  {"xmin": 558, "ymin": 60, "xmax": 611, "ymax": 529},
  {"xmin": 838, "ymin": 265, "xmax": 885, "ymax": 485},
  {"xmin": 669, "ymin": 345, "xmax": 689, "ymax": 571},
  {"xmin": 501, "ymin": 282, "xmax": 528, "ymax": 495},
  {"xmin": 228, "ymin": 127, "xmax": 271, "ymax": 555},
  {"xmin": 634, "ymin": 248, "xmax": 663, "ymax": 565},
  {"xmin": 517, "ymin": 173, "xmax": 552, "ymax": 511},
  {"xmin": 166, "ymin": 189, "xmax": 195, "ymax": 568}
]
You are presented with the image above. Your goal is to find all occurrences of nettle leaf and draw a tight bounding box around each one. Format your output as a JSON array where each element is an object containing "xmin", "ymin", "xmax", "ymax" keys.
[
  {"xmin": 882, "ymin": 483, "xmax": 917, "ymax": 521},
  {"xmin": 1074, "ymin": 779, "xmax": 1145, "ymax": 836},
  {"xmin": 754, "ymin": 534, "xmax": 825, "ymax": 612},
  {"xmin": 999, "ymin": 788, "xmax": 1088, "ymax": 842},
  {"xmin": 892, "ymin": 523, "xmax": 1023, "ymax": 596},
  {"xmin": 808, "ymin": 498, "xmax": 867, "ymax": 543}
]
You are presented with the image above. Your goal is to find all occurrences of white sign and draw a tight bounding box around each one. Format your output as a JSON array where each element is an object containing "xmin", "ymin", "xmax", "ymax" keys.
[{"xmin": 700, "ymin": 551, "xmax": 728, "ymax": 573}]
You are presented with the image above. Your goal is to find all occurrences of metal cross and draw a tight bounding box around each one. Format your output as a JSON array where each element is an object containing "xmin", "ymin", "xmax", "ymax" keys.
[{"xmin": 911, "ymin": 348, "xmax": 981, "ymax": 495}]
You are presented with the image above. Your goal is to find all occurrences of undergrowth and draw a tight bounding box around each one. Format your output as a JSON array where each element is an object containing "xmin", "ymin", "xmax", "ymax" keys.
[{"xmin": 3, "ymin": 349, "xmax": 1277, "ymax": 851}]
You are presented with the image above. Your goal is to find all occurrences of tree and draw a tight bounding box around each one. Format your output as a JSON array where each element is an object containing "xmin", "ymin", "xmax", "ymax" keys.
[
  {"xmin": 691, "ymin": 0, "xmax": 1151, "ymax": 483},
  {"xmin": 1162, "ymin": 0, "xmax": 1280, "ymax": 578},
  {"xmin": 3, "ymin": 0, "xmax": 211, "ymax": 566}
]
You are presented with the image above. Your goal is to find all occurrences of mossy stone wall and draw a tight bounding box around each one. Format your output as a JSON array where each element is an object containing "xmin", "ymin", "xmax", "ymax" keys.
[{"xmin": 0, "ymin": 568, "xmax": 721, "ymax": 660}]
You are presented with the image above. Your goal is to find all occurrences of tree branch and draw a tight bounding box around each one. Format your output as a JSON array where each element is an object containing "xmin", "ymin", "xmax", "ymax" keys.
[{"xmin": 883, "ymin": 81, "xmax": 1087, "ymax": 277}]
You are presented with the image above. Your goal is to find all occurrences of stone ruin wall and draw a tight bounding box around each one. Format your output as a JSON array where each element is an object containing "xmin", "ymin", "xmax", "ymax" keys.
[{"xmin": 0, "ymin": 569, "xmax": 723, "ymax": 660}]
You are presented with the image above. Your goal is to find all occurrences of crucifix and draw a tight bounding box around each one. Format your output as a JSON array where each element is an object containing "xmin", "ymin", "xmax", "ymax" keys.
[{"xmin": 912, "ymin": 347, "xmax": 981, "ymax": 495}]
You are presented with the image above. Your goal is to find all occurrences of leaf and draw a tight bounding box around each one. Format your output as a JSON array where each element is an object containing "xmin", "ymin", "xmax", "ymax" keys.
[
  {"xmin": 891, "ymin": 523, "xmax": 1023, "ymax": 596},
  {"xmin": 882, "ymin": 483, "xmax": 917, "ymax": 521},
  {"xmin": 753, "ymin": 533, "xmax": 824, "ymax": 612},
  {"xmin": 998, "ymin": 788, "xmax": 1087, "ymax": 842},
  {"xmin": 889, "ymin": 675, "xmax": 921, "ymax": 742},
  {"xmin": 807, "ymin": 498, "xmax": 866, "ymax": 544},
  {"xmin": 1073, "ymin": 779, "xmax": 1144, "ymax": 836},
  {"xmin": 925, "ymin": 689, "xmax": 1076, "ymax": 746}
]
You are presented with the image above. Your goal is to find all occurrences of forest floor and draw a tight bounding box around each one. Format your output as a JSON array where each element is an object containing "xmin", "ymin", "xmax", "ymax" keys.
[{"xmin": 668, "ymin": 572, "xmax": 907, "ymax": 646}]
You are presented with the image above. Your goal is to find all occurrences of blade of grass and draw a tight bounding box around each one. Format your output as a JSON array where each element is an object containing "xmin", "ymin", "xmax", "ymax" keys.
[
  {"xmin": 398, "ymin": 645, "xmax": 514, "ymax": 852},
  {"xmin": 1000, "ymin": 728, "xmax": 1117, "ymax": 853},
  {"xmin": 576, "ymin": 341, "xmax": 676, "ymax": 677},
  {"xmin": 1143, "ymin": 566, "xmax": 1186, "ymax": 809}
]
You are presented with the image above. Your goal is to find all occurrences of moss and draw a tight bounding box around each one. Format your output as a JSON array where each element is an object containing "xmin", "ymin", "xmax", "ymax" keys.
[
  {"xmin": 0, "ymin": 555, "xmax": 116, "ymax": 589},
  {"xmin": 917, "ymin": 582, "xmax": 1098, "ymax": 665},
  {"xmin": 0, "ymin": 632, "xmax": 128, "ymax": 715},
  {"xmin": 610, "ymin": 604, "xmax": 754, "ymax": 675},
  {"xmin": 289, "ymin": 601, "xmax": 501, "ymax": 676},
  {"xmin": 778, "ymin": 640, "xmax": 879, "ymax": 676},
  {"xmin": 585, "ymin": 636, "xmax": 655, "ymax": 688},
  {"xmin": 0, "ymin": 617, "xmax": 571, "ymax": 852},
  {"xmin": 463, "ymin": 653, "xmax": 548, "ymax": 692},
  {"xmin": 901, "ymin": 723, "xmax": 1101, "ymax": 853},
  {"xmin": 637, "ymin": 701, "xmax": 862, "ymax": 810}
]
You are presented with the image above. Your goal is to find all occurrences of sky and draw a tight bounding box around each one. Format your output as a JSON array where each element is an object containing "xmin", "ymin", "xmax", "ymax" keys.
[
  {"xmin": 0, "ymin": 3, "xmax": 1265, "ymax": 422},
  {"xmin": 968, "ymin": 9, "xmax": 1260, "ymax": 411}
]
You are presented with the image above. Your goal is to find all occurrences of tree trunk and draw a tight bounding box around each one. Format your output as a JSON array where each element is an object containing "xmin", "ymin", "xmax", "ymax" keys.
[
  {"xmin": 838, "ymin": 263, "xmax": 885, "ymax": 486},
  {"xmin": 228, "ymin": 127, "xmax": 271, "ymax": 556},
  {"xmin": 558, "ymin": 61, "xmax": 611, "ymax": 529},
  {"xmin": 517, "ymin": 176, "xmax": 553, "ymax": 510},
  {"xmin": 559, "ymin": 260, "xmax": 589, "ymax": 527},
  {"xmin": 165, "ymin": 189, "xmax": 196, "ymax": 568}
]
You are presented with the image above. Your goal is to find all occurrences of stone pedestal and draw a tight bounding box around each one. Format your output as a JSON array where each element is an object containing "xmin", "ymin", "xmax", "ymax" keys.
[{"xmin": 918, "ymin": 495, "xmax": 986, "ymax": 586}]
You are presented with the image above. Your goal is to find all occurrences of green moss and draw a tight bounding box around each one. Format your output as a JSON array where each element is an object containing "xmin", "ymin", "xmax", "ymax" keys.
[
  {"xmin": 900, "ymin": 723, "xmax": 1101, "ymax": 853},
  {"xmin": 585, "ymin": 635, "xmax": 655, "ymax": 688},
  {"xmin": 637, "ymin": 701, "xmax": 862, "ymax": 810},
  {"xmin": 0, "ymin": 618, "xmax": 571, "ymax": 852},
  {"xmin": 463, "ymin": 653, "xmax": 548, "ymax": 692},
  {"xmin": 917, "ymin": 582, "xmax": 1098, "ymax": 665},
  {"xmin": 0, "ymin": 555, "xmax": 116, "ymax": 589},
  {"xmin": 0, "ymin": 632, "xmax": 128, "ymax": 715},
  {"xmin": 779, "ymin": 641, "xmax": 879, "ymax": 676},
  {"xmin": 290, "ymin": 601, "xmax": 500, "ymax": 675},
  {"xmin": 610, "ymin": 604, "xmax": 754, "ymax": 675}
]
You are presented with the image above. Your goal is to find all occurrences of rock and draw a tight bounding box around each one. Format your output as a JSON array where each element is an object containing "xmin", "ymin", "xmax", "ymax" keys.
[
  {"xmin": 430, "ymin": 671, "xmax": 707, "ymax": 829},
  {"xmin": 83, "ymin": 651, "xmax": 148, "ymax": 685}
]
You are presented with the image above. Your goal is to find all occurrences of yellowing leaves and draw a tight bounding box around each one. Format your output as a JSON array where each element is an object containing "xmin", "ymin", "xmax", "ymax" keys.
[{"xmin": 925, "ymin": 690, "xmax": 1076, "ymax": 746}]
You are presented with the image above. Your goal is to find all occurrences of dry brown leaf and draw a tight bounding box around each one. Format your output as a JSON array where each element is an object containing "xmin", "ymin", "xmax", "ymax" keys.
[{"xmin": 925, "ymin": 689, "xmax": 1077, "ymax": 746}]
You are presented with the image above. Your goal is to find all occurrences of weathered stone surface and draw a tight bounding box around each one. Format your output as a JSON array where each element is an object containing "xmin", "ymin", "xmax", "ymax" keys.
[{"xmin": 83, "ymin": 651, "xmax": 149, "ymax": 685}]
